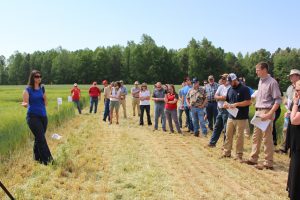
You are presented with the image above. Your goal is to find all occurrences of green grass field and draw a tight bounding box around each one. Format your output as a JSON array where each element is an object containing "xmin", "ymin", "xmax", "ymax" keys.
[{"xmin": 0, "ymin": 85, "xmax": 90, "ymax": 156}]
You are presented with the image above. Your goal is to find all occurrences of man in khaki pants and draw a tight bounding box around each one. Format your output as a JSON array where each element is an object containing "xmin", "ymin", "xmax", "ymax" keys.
[
  {"xmin": 245, "ymin": 62, "xmax": 282, "ymax": 170},
  {"xmin": 221, "ymin": 73, "xmax": 251, "ymax": 161},
  {"xmin": 119, "ymin": 80, "xmax": 128, "ymax": 118},
  {"xmin": 131, "ymin": 81, "xmax": 141, "ymax": 116}
]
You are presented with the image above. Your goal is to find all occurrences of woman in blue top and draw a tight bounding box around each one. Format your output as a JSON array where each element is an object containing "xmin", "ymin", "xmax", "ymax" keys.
[{"xmin": 22, "ymin": 70, "xmax": 53, "ymax": 165}]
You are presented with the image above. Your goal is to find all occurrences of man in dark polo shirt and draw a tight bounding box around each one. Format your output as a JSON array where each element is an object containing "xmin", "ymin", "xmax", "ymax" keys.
[{"xmin": 221, "ymin": 73, "xmax": 251, "ymax": 161}]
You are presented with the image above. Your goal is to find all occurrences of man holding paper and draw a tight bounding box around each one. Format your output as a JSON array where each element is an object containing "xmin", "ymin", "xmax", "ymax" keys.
[
  {"xmin": 245, "ymin": 62, "xmax": 282, "ymax": 170},
  {"xmin": 221, "ymin": 73, "xmax": 251, "ymax": 161}
]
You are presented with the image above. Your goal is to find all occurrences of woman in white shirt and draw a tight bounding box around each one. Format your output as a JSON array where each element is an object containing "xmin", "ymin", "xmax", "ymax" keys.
[
  {"xmin": 139, "ymin": 83, "xmax": 152, "ymax": 126},
  {"xmin": 109, "ymin": 81, "xmax": 121, "ymax": 124}
]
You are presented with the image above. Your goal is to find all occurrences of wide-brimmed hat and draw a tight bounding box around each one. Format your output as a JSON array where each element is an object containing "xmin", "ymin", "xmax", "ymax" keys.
[{"xmin": 287, "ymin": 69, "xmax": 300, "ymax": 77}]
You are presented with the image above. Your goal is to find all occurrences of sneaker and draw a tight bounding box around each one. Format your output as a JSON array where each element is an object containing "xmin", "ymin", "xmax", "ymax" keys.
[
  {"xmin": 219, "ymin": 155, "xmax": 231, "ymax": 159},
  {"xmin": 207, "ymin": 143, "xmax": 216, "ymax": 148},
  {"xmin": 275, "ymin": 149, "xmax": 287, "ymax": 154},
  {"xmin": 254, "ymin": 165, "xmax": 274, "ymax": 170},
  {"xmin": 243, "ymin": 160, "xmax": 257, "ymax": 165}
]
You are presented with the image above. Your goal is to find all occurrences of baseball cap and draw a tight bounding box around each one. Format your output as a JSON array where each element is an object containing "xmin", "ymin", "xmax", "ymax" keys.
[
  {"xmin": 227, "ymin": 73, "xmax": 237, "ymax": 82},
  {"xmin": 102, "ymin": 80, "xmax": 108, "ymax": 85},
  {"xmin": 192, "ymin": 77, "xmax": 199, "ymax": 83}
]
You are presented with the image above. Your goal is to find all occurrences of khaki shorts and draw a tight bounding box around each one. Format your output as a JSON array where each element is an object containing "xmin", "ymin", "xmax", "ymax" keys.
[{"xmin": 110, "ymin": 101, "xmax": 120, "ymax": 112}]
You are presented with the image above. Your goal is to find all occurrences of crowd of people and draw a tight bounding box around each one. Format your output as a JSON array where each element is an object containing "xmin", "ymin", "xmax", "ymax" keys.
[{"xmin": 23, "ymin": 62, "xmax": 300, "ymax": 199}]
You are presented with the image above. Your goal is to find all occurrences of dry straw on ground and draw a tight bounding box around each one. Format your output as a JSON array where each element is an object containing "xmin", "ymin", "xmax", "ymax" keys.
[{"xmin": 0, "ymin": 99, "xmax": 290, "ymax": 199}]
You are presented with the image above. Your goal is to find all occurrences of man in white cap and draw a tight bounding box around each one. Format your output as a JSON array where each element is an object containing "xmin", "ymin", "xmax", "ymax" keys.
[
  {"xmin": 131, "ymin": 81, "xmax": 141, "ymax": 117},
  {"xmin": 221, "ymin": 73, "xmax": 251, "ymax": 161},
  {"xmin": 277, "ymin": 69, "xmax": 300, "ymax": 154}
]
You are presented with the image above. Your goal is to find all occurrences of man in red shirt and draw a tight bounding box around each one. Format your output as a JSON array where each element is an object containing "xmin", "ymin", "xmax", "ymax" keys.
[
  {"xmin": 89, "ymin": 81, "xmax": 101, "ymax": 113},
  {"xmin": 71, "ymin": 83, "xmax": 81, "ymax": 114}
]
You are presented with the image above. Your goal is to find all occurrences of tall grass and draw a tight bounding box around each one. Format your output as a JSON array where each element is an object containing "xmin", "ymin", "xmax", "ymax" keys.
[{"xmin": 0, "ymin": 85, "xmax": 89, "ymax": 157}]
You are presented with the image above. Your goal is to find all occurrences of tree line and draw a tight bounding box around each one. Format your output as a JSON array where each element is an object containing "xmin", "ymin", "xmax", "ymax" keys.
[{"xmin": 1, "ymin": 34, "xmax": 300, "ymax": 90}]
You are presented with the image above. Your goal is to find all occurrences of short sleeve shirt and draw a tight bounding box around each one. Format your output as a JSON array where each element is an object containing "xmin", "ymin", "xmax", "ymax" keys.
[
  {"xmin": 186, "ymin": 87, "xmax": 207, "ymax": 107},
  {"xmin": 152, "ymin": 88, "xmax": 166, "ymax": 105},
  {"xmin": 226, "ymin": 83, "xmax": 251, "ymax": 119},
  {"xmin": 205, "ymin": 83, "xmax": 219, "ymax": 101},
  {"xmin": 181, "ymin": 85, "xmax": 193, "ymax": 107}
]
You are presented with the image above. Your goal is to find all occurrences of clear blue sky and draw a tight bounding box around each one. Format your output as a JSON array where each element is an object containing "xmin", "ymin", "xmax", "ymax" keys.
[{"xmin": 1, "ymin": 0, "xmax": 300, "ymax": 58}]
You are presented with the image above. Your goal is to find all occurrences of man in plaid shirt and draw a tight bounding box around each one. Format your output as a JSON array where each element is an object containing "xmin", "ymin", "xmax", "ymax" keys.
[{"xmin": 205, "ymin": 75, "xmax": 219, "ymax": 131}]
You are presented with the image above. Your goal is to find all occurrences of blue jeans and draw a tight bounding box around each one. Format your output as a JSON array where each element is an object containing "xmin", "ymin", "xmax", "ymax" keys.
[
  {"xmin": 207, "ymin": 101, "xmax": 218, "ymax": 130},
  {"xmin": 209, "ymin": 108, "xmax": 229, "ymax": 145},
  {"xmin": 90, "ymin": 97, "xmax": 99, "ymax": 113},
  {"xmin": 73, "ymin": 100, "xmax": 81, "ymax": 114},
  {"xmin": 103, "ymin": 99, "xmax": 110, "ymax": 121},
  {"xmin": 191, "ymin": 107, "xmax": 207, "ymax": 136},
  {"xmin": 184, "ymin": 106, "xmax": 194, "ymax": 132},
  {"xmin": 154, "ymin": 103, "xmax": 166, "ymax": 130},
  {"xmin": 178, "ymin": 108, "xmax": 188, "ymax": 128}
]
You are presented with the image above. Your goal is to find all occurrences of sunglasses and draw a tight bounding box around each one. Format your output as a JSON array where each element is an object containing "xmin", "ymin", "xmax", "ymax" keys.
[{"xmin": 34, "ymin": 75, "xmax": 42, "ymax": 78}]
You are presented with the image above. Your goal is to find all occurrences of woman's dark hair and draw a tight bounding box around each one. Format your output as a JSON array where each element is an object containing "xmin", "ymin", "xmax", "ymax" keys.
[
  {"xmin": 27, "ymin": 70, "xmax": 41, "ymax": 88},
  {"xmin": 168, "ymin": 84, "xmax": 177, "ymax": 95},
  {"xmin": 115, "ymin": 81, "xmax": 121, "ymax": 88}
]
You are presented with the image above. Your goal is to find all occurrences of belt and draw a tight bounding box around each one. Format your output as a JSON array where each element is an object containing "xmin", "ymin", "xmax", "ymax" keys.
[{"xmin": 256, "ymin": 108, "xmax": 271, "ymax": 111}]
